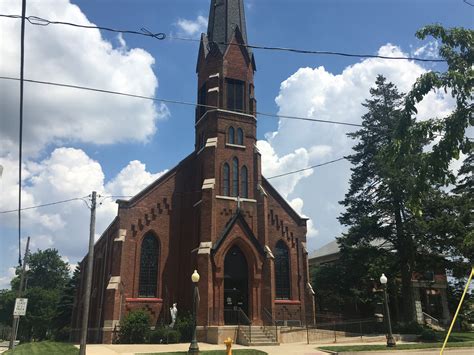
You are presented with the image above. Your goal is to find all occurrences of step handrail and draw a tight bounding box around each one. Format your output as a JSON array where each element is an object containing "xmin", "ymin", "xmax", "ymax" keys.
[
  {"xmin": 263, "ymin": 307, "xmax": 278, "ymax": 342},
  {"xmin": 236, "ymin": 307, "xmax": 251, "ymax": 344},
  {"xmin": 422, "ymin": 311, "xmax": 440, "ymax": 326}
]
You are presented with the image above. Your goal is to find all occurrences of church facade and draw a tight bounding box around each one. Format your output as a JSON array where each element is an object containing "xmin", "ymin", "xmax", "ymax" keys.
[{"xmin": 72, "ymin": 0, "xmax": 315, "ymax": 344}]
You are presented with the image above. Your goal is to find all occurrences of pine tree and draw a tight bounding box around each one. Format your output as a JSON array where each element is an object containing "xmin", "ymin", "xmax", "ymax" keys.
[{"xmin": 339, "ymin": 75, "xmax": 430, "ymax": 322}]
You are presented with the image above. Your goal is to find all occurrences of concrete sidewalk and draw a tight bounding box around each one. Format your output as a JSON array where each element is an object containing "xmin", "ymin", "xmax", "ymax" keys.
[{"xmin": 79, "ymin": 341, "xmax": 474, "ymax": 355}]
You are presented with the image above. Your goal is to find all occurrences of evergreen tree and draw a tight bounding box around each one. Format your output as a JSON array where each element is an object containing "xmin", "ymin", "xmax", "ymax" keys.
[
  {"xmin": 54, "ymin": 265, "xmax": 81, "ymax": 339},
  {"xmin": 339, "ymin": 75, "xmax": 431, "ymax": 322}
]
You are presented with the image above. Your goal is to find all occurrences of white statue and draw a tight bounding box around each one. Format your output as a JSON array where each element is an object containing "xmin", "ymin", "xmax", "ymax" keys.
[{"xmin": 169, "ymin": 303, "xmax": 178, "ymax": 328}]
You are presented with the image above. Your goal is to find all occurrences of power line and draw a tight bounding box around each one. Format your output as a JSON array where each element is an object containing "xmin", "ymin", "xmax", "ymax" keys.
[
  {"xmin": 0, "ymin": 76, "xmax": 363, "ymax": 128},
  {"xmin": 0, "ymin": 197, "xmax": 88, "ymax": 214},
  {"xmin": 0, "ymin": 14, "xmax": 446, "ymax": 63},
  {"xmin": 267, "ymin": 157, "xmax": 347, "ymax": 179},
  {"xmin": 0, "ymin": 158, "xmax": 348, "ymax": 214}
]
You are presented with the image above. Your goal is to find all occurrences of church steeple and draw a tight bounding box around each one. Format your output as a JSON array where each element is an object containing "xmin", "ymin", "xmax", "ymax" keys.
[
  {"xmin": 198, "ymin": 0, "xmax": 255, "ymax": 71},
  {"xmin": 208, "ymin": 0, "xmax": 249, "ymax": 54}
]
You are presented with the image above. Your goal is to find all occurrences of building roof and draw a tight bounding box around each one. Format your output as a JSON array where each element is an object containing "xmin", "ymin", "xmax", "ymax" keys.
[
  {"xmin": 208, "ymin": 0, "xmax": 249, "ymax": 54},
  {"xmin": 309, "ymin": 240, "xmax": 340, "ymax": 259}
]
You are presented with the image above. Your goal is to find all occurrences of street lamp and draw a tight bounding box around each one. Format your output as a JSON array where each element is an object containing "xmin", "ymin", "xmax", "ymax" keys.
[
  {"xmin": 380, "ymin": 273, "xmax": 396, "ymax": 347},
  {"xmin": 188, "ymin": 270, "xmax": 200, "ymax": 354}
]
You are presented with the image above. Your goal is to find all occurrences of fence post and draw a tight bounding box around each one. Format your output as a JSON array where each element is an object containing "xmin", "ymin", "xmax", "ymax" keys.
[{"xmin": 333, "ymin": 320, "xmax": 337, "ymax": 343}]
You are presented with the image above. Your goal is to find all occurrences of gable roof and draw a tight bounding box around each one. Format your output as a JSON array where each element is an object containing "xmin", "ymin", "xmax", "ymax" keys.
[
  {"xmin": 212, "ymin": 209, "xmax": 265, "ymax": 256},
  {"xmin": 261, "ymin": 177, "xmax": 308, "ymax": 226}
]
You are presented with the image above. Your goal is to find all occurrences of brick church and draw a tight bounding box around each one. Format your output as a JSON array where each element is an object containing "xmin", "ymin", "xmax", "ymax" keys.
[{"xmin": 72, "ymin": 0, "xmax": 315, "ymax": 344}]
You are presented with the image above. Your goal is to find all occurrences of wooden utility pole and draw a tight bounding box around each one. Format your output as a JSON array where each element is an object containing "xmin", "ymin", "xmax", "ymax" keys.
[
  {"xmin": 79, "ymin": 191, "xmax": 97, "ymax": 355},
  {"xmin": 9, "ymin": 236, "xmax": 30, "ymax": 349}
]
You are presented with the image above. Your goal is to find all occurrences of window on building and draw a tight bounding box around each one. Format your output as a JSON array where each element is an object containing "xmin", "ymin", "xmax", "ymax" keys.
[
  {"xmin": 198, "ymin": 83, "xmax": 207, "ymax": 118},
  {"xmin": 241, "ymin": 166, "xmax": 248, "ymax": 198},
  {"xmin": 237, "ymin": 128, "xmax": 244, "ymax": 145},
  {"xmin": 232, "ymin": 157, "xmax": 239, "ymax": 197},
  {"xmin": 228, "ymin": 126, "xmax": 235, "ymax": 144},
  {"xmin": 223, "ymin": 163, "xmax": 230, "ymax": 196},
  {"xmin": 226, "ymin": 79, "xmax": 244, "ymax": 112},
  {"xmin": 138, "ymin": 234, "xmax": 159, "ymax": 297},
  {"xmin": 275, "ymin": 240, "xmax": 290, "ymax": 299}
]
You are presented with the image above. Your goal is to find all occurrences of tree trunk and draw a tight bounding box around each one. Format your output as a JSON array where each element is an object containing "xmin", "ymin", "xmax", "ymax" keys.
[{"xmin": 394, "ymin": 206, "xmax": 415, "ymax": 323}]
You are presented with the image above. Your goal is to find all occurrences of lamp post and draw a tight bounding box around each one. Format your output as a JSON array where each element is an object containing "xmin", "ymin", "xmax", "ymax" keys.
[
  {"xmin": 380, "ymin": 273, "xmax": 396, "ymax": 347},
  {"xmin": 188, "ymin": 270, "xmax": 200, "ymax": 354}
]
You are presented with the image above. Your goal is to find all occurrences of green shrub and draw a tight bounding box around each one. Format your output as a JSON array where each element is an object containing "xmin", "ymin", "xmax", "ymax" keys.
[
  {"xmin": 175, "ymin": 312, "xmax": 194, "ymax": 342},
  {"xmin": 149, "ymin": 327, "xmax": 180, "ymax": 344},
  {"xmin": 399, "ymin": 321, "xmax": 424, "ymax": 334},
  {"xmin": 118, "ymin": 310, "xmax": 151, "ymax": 344},
  {"xmin": 419, "ymin": 328, "xmax": 437, "ymax": 341},
  {"xmin": 53, "ymin": 326, "xmax": 71, "ymax": 342}
]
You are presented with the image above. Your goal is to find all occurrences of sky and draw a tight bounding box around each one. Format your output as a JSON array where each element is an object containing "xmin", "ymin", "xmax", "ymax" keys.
[{"xmin": 0, "ymin": 0, "xmax": 472, "ymax": 288}]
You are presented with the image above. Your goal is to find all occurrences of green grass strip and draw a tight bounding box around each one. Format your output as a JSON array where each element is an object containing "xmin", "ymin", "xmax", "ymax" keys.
[{"xmin": 3, "ymin": 341, "xmax": 79, "ymax": 355}]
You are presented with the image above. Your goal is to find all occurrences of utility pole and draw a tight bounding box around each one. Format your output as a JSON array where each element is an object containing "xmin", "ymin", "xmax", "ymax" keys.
[
  {"xmin": 79, "ymin": 191, "xmax": 97, "ymax": 355},
  {"xmin": 9, "ymin": 236, "xmax": 30, "ymax": 350}
]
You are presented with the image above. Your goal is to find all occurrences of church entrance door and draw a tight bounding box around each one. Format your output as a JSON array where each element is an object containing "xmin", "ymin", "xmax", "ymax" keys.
[{"xmin": 224, "ymin": 245, "xmax": 249, "ymax": 324}]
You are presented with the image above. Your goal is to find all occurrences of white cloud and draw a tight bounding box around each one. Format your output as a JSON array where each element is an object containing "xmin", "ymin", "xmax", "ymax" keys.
[
  {"xmin": 261, "ymin": 43, "xmax": 455, "ymax": 251},
  {"xmin": 0, "ymin": 267, "xmax": 16, "ymax": 290},
  {"xmin": 0, "ymin": 148, "xmax": 167, "ymax": 288},
  {"xmin": 175, "ymin": 15, "xmax": 208, "ymax": 37},
  {"xmin": 0, "ymin": 0, "xmax": 168, "ymax": 157}
]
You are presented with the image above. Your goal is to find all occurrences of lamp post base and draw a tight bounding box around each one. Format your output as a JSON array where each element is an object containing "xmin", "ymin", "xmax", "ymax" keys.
[
  {"xmin": 188, "ymin": 342, "xmax": 200, "ymax": 354},
  {"xmin": 386, "ymin": 335, "xmax": 396, "ymax": 347}
]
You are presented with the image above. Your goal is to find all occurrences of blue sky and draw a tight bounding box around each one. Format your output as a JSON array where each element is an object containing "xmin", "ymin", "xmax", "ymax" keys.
[{"xmin": 0, "ymin": 0, "xmax": 472, "ymax": 288}]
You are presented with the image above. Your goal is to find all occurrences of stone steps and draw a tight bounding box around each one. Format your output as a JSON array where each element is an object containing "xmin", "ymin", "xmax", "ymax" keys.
[{"xmin": 238, "ymin": 326, "xmax": 279, "ymax": 346}]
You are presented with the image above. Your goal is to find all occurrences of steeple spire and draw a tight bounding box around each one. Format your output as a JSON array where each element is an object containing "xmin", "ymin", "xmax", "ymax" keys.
[{"xmin": 206, "ymin": 0, "xmax": 254, "ymax": 67}]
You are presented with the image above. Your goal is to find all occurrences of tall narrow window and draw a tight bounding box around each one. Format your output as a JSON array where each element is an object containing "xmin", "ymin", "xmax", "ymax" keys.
[
  {"xmin": 198, "ymin": 83, "xmax": 207, "ymax": 118},
  {"xmin": 139, "ymin": 234, "xmax": 159, "ymax": 297},
  {"xmin": 226, "ymin": 79, "xmax": 244, "ymax": 112},
  {"xmin": 241, "ymin": 166, "xmax": 248, "ymax": 198},
  {"xmin": 223, "ymin": 163, "xmax": 230, "ymax": 196},
  {"xmin": 237, "ymin": 128, "xmax": 244, "ymax": 145},
  {"xmin": 232, "ymin": 157, "xmax": 239, "ymax": 197},
  {"xmin": 275, "ymin": 241, "xmax": 290, "ymax": 299},
  {"xmin": 228, "ymin": 126, "xmax": 235, "ymax": 144}
]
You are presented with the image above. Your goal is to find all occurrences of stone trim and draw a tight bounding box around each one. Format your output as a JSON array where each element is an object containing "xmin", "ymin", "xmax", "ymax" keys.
[
  {"xmin": 114, "ymin": 229, "xmax": 126, "ymax": 242},
  {"xmin": 264, "ymin": 245, "xmax": 275, "ymax": 259},
  {"xmin": 225, "ymin": 143, "xmax": 246, "ymax": 149},
  {"xmin": 257, "ymin": 184, "xmax": 267, "ymax": 197},
  {"xmin": 125, "ymin": 297, "xmax": 163, "ymax": 303},
  {"xmin": 215, "ymin": 195, "xmax": 256, "ymax": 203},
  {"xmin": 205, "ymin": 137, "xmax": 218, "ymax": 147},
  {"xmin": 202, "ymin": 178, "xmax": 216, "ymax": 190},
  {"xmin": 106, "ymin": 276, "xmax": 121, "ymax": 290},
  {"xmin": 274, "ymin": 300, "xmax": 301, "ymax": 305},
  {"xmin": 209, "ymin": 73, "xmax": 220, "ymax": 79},
  {"xmin": 198, "ymin": 241, "xmax": 213, "ymax": 255},
  {"xmin": 208, "ymin": 87, "xmax": 219, "ymax": 93}
]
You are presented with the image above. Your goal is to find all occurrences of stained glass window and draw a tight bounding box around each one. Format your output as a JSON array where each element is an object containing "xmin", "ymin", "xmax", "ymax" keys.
[
  {"xmin": 228, "ymin": 126, "xmax": 235, "ymax": 144},
  {"xmin": 232, "ymin": 157, "xmax": 239, "ymax": 197},
  {"xmin": 241, "ymin": 166, "xmax": 248, "ymax": 198},
  {"xmin": 237, "ymin": 128, "xmax": 244, "ymax": 145},
  {"xmin": 138, "ymin": 234, "xmax": 159, "ymax": 297},
  {"xmin": 275, "ymin": 241, "xmax": 290, "ymax": 299},
  {"xmin": 223, "ymin": 163, "xmax": 230, "ymax": 196}
]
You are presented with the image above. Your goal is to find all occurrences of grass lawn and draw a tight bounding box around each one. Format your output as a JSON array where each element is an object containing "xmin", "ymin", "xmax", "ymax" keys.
[
  {"xmin": 3, "ymin": 341, "xmax": 78, "ymax": 355},
  {"xmin": 137, "ymin": 350, "xmax": 267, "ymax": 355},
  {"xmin": 318, "ymin": 332, "xmax": 474, "ymax": 352}
]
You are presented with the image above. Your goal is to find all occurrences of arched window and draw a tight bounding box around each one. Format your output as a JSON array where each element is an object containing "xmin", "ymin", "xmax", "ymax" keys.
[
  {"xmin": 237, "ymin": 128, "xmax": 244, "ymax": 145},
  {"xmin": 228, "ymin": 126, "xmax": 235, "ymax": 144},
  {"xmin": 232, "ymin": 157, "xmax": 239, "ymax": 197},
  {"xmin": 241, "ymin": 166, "xmax": 248, "ymax": 198},
  {"xmin": 139, "ymin": 234, "xmax": 159, "ymax": 297},
  {"xmin": 275, "ymin": 241, "xmax": 290, "ymax": 299},
  {"xmin": 223, "ymin": 163, "xmax": 230, "ymax": 196}
]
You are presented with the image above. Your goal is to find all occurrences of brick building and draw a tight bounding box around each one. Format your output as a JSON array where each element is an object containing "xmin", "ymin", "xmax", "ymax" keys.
[{"xmin": 72, "ymin": 0, "xmax": 315, "ymax": 344}]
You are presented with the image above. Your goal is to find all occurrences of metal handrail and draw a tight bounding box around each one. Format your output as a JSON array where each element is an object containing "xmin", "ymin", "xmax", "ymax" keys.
[
  {"xmin": 236, "ymin": 307, "xmax": 251, "ymax": 344},
  {"xmin": 422, "ymin": 312, "xmax": 440, "ymax": 326},
  {"xmin": 263, "ymin": 307, "xmax": 278, "ymax": 342}
]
